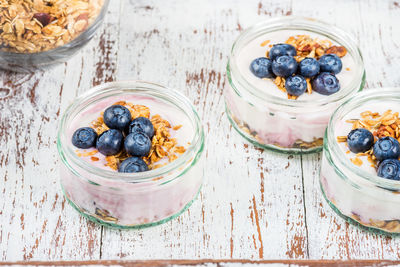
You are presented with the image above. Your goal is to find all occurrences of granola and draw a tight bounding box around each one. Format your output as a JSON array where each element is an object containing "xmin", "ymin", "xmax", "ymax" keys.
[
  {"xmin": 89, "ymin": 101, "xmax": 185, "ymax": 171},
  {"xmin": 0, "ymin": 0, "xmax": 104, "ymax": 53}
]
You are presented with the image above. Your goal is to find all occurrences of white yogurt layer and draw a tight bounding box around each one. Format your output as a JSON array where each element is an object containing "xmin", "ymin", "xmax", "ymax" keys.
[{"xmin": 236, "ymin": 30, "xmax": 357, "ymax": 100}]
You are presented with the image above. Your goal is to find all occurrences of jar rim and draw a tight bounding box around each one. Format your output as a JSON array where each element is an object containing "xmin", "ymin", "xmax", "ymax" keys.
[
  {"xmin": 327, "ymin": 88, "xmax": 400, "ymax": 190},
  {"xmin": 228, "ymin": 16, "xmax": 365, "ymax": 110},
  {"xmin": 57, "ymin": 80, "xmax": 204, "ymax": 184}
]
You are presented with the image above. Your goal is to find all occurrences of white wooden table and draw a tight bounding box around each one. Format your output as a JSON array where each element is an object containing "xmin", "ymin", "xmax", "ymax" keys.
[{"xmin": 1, "ymin": 0, "xmax": 400, "ymax": 265}]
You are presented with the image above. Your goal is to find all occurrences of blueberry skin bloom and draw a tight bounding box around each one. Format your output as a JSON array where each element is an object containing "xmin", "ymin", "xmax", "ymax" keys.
[
  {"xmin": 271, "ymin": 56, "xmax": 298, "ymax": 77},
  {"xmin": 346, "ymin": 128, "xmax": 374, "ymax": 153},
  {"xmin": 269, "ymin": 44, "xmax": 297, "ymax": 60},
  {"xmin": 72, "ymin": 127, "xmax": 98, "ymax": 149},
  {"xmin": 318, "ymin": 54, "xmax": 342, "ymax": 74},
  {"xmin": 249, "ymin": 57, "xmax": 274, "ymax": 78},
  {"xmin": 377, "ymin": 159, "xmax": 400, "ymax": 181},
  {"xmin": 129, "ymin": 117, "xmax": 155, "ymax": 139},
  {"xmin": 299, "ymin": 58, "xmax": 320, "ymax": 78},
  {"xmin": 118, "ymin": 157, "xmax": 149, "ymax": 173},
  {"xmin": 285, "ymin": 75, "xmax": 307, "ymax": 96},
  {"xmin": 373, "ymin": 136, "xmax": 400, "ymax": 161},
  {"xmin": 96, "ymin": 129, "xmax": 123, "ymax": 156},
  {"xmin": 124, "ymin": 132, "xmax": 151, "ymax": 157},
  {"xmin": 103, "ymin": 105, "xmax": 132, "ymax": 131},
  {"xmin": 312, "ymin": 72, "xmax": 340, "ymax": 95}
]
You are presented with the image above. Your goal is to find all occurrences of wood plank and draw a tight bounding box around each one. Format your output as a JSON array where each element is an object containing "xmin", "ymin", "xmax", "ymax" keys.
[
  {"xmin": 2, "ymin": 259, "xmax": 400, "ymax": 266},
  {"xmin": 0, "ymin": 0, "xmax": 121, "ymax": 261},
  {"xmin": 101, "ymin": 0, "xmax": 307, "ymax": 260}
]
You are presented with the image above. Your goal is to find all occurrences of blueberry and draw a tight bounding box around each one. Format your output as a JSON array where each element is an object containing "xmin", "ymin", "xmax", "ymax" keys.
[
  {"xmin": 103, "ymin": 105, "xmax": 132, "ymax": 131},
  {"xmin": 96, "ymin": 129, "xmax": 123, "ymax": 156},
  {"xmin": 346, "ymin": 128, "xmax": 374, "ymax": 153},
  {"xmin": 312, "ymin": 72, "xmax": 340, "ymax": 95},
  {"xmin": 129, "ymin": 117, "xmax": 154, "ymax": 138},
  {"xmin": 249, "ymin": 57, "xmax": 274, "ymax": 78},
  {"xmin": 271, "ymin": 56, "xmax": 298, "ymax": 77},
  {"xmin": 377, "ymin": 159, "xmax": 400, "ymax": 181},
  {"xmin": 299, "ymin": 57, "xmax": 320, "ymax": 78},
  {"xmin": 72, "ymin": 127, "xmax": 98, "ymax": 149},
  {"xmin": 318, "ymin": 54, "xmax": 342, "ymax": 74},
  {"xmin": 269, "ymin": 44, "xmax": 297, "ymax": 60},
  {"xmin": 118, "ymin": 157, "xmax": 149, "ymax": 173},
  {"xmin": 285, "ymin": 75, "xmax": 307, "ymax": 96},
  {"xmin": 124, "ymin": 132, "xmax": 151, "ymax": 157},
  {"xmin": 373, "ymin": 136, "xmax": 400, "ymax": 161}
]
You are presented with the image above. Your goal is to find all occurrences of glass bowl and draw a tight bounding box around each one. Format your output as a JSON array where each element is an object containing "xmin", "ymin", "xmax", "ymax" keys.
[
  {"xmin": 320, "ymin": 88, "xmax": 400, "ymax": 235},
  {"xmin": 57, "ymin": 81, "xmax": 205, "ymax": 229},
  {"xmin": 225, "ymin": 16, "xmax": 365, "ymax": 154},
  {"xmin": 0, "ymin": 0, "xmax": 109, "ymax": 72}
]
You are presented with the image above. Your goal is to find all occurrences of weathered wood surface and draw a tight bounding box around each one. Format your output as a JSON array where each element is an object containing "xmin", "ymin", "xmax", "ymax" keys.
[{"xmin": 1, "ymin": 0, "xmax": 400, "ymax": 262}]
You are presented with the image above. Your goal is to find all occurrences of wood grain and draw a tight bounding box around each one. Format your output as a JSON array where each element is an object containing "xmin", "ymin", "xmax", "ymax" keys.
[{"xmin": 1, "ymin": 0, "xmax": 400, "ymax": 262}]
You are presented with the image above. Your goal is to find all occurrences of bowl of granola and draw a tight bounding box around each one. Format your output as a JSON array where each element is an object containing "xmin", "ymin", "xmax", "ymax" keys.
[
  {"xmin": 321, "ymin": 88, "xmax": 400, "ymax": 234},
  {"xmin": 0, "ymin": 0, "xmax": 109, "ymax": 72},
  {"xmin": 225, "ymin": 17, "xmax": 365, "ymax": 154},
  {"xmin": 57, "ymin": 81, "xmax": 205, "ymax": 228}
]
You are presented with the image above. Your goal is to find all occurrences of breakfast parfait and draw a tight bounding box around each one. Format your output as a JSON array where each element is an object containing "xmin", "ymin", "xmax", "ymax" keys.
[
  {"xmin": 320, "ymin": 89, "xmax": 400, "ymax": 234},
  {"xmin": 225, "ymin": 17, "xmax": 365, "ymax": 153},
  {"xmin": 58, "ymin": 81, "xmax": 204, "ymax": 228}
]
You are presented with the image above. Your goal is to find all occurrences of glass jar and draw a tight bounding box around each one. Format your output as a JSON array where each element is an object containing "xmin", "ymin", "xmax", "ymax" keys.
[
  {"xmin": 57, "ymin": 81, "xmax": 205, "ymax": 229},
  {"xmin": 0, "ymin": 0, "xmax": 109, "ymax": 72},
  {"xmin": 225, "ymin": 17, "xmax": 365, "ymax": 154},
  {"xmin": 321, "ymin": 88, "xmax": 400, "ymax": 234}
]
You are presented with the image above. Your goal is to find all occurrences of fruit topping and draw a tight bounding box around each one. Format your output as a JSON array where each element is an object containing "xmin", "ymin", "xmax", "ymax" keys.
[
  {"xmin": 269, "ymin": 44, "xmax": 297, "ymax": 60},
  {"xmin": 373, "ymin": 137, "xmax": 400, "ymax": 161},
  {"xmin": 73, "ymin": 101, "xmax": 186, "ymax": 172},
  {"xmin": 347, "ymin": 128, "xmax": 374, "ymax": 153},
  {"xmin": 249, "ymin": 57, "xmax": 274, "ymax": 78},
  {"xmin": 377, "ymin": 159, "xmax": 400, "ymax": 181},
  {"xmin": 298, "ymin": 57, "xmax": 320, "ymax": 78},
  {"xmin": 250, "ymin": 35, "xmax": 347, "ymax": 99},
  {"xmin": 318, "ymin": 54, "xmax": 342, "ymax": 74},
  {"xmin": 285, "ymin": 75, "xmax": 307, "ymax": 96},
  {"xmin": 312, "ymin": 72, "xmax": 340, "ymax": 95},
  {"xmin": 96, "ymin": 129, "xmax": 123, "ymax": 156},
  {"xmin": 129, "ymin": 117, "xmax": 155, "ymax": 138},
  {"xmin": 124, "ymin": 132, "xmax": 151, "ymax": 157},
  {"xmin": 72, "ymin": 127, "xmax": 98, "ymax": 149},
  {"xmin": 103, "ymin": 105, "xmax": 132, "ymax": 131},
  {"xmin": 271, "ymin": 55, "xmax": 298, "ymax": 77},
  {"xmin": 118, "ymin": 157, "xmax": 149, "ymax": 173}
]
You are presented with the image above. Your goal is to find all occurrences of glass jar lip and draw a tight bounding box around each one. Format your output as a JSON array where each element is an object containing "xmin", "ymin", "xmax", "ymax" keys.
[
  {"xmin": 327, "ymin": 88, "xmax": 400, "ymax": 190},
  {"xmin": 228, "ymin": 16, "xmax": 365, "ymax": 109},
  {"xmin": 57, "ymin": 80, "xmax": 204, "ymax": 184},
  {"xmin": 0, "ymin": 0, "xmax": 110, "ymax": 56}
]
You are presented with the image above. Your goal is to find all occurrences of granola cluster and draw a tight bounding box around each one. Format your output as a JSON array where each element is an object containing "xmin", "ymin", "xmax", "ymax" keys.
[
  {"xmin": 351, "ymin": 213, "xmax": 400, "ymax": 233},
  {"xmin": 0, "ymin": 0, "xmax": 103, "ymax": 53},
  {"xmin": 89, "ymin": 101, "xmax": 186, "ymax": 171},
  {"xmin": 261, "ymin": 35, "xmax": 348, "ymax": 99},
  {"xmin": 337, "ymin": 110, "xmax": 400, "ymax": 167}
]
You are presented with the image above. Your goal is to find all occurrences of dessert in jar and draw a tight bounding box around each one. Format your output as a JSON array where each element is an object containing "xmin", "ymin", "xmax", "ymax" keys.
[
  {"xmin": 0, "ymin": 0, "xmax": 109, "ymax": 71},
  {"xmin": 57, "ymin": 81, "xmax": 205, "ymax": 228},
  {"xmin": 225, "ymin": 17, "xmax": 365, "ymax": 154},
  {"xmin": 320, "ymin": 88, "xmax": 400, "ymax": 234}
]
